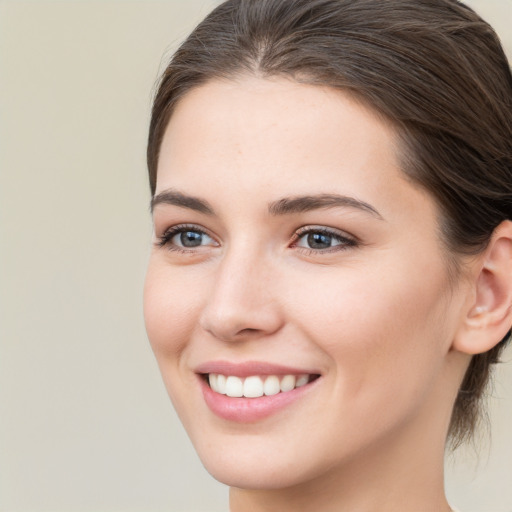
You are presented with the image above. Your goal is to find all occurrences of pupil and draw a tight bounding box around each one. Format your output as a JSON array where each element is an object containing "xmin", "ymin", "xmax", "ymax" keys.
[
  {"xmin": 307, "ymin": 232, "xmax": 332, "ymax": 249},
  {"xmin": 180, "ymin": 231, "xmax": 202, "ymax": 247}
]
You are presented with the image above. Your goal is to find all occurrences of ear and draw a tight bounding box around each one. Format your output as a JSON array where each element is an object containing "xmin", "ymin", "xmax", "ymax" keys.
[{"xmin": 453, "ymin": 220, "xmax": 512, "ymax": 355}]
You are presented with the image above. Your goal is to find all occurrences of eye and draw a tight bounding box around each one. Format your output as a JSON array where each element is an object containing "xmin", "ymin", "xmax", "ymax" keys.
[
  {"xmin": 173, "ymin": 230, "xmax": 212, "ymax": 248},
  {"xmin": 293, "ymin": 227, "xmax": 357, "ymax": 252},
  {"xmin": 157, "ymin": 225, "xmax": 218, "ymax": 252}
]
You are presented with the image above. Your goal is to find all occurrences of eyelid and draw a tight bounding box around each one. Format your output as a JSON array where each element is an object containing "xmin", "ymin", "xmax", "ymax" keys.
[
  {"xmin": 290, "ymin": 225, "xmax": 359, "ymax": 252},
  {"xmin": 293, "ymin": 225, "xmax": 358, "ymax": 242},
  {"xmin": 156, "ymin": 223, "xmax": 219, "ymax": 251}
]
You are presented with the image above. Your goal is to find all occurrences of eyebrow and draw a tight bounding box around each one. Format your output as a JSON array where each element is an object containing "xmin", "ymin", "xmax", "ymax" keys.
[
  {"xmin": 151, "ymin": 189, "xmax": 214, "ymax": 214},
  {"xmin": 268, "ymin": 194, "xmax": 384, "ymax": 219},
  {"xmin": 151, "ymin": 189, "xmax": 383, "ymax": 220}
]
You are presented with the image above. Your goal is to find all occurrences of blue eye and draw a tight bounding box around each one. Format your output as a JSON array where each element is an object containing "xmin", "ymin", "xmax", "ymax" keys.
[
  {"xmin": 303, "ymin": 232, "xmax": 337, "ymax": 249},
  {"xmin": 295, "ymin": 228, "xmax": 356, "ymax": 251},
  {"xmin": 158, "ymin": 225, "xmax": 217, "ymax": 251},
  {"xmin": 174, "ymin": 230, "xmax": 210, "ymax": 248}
]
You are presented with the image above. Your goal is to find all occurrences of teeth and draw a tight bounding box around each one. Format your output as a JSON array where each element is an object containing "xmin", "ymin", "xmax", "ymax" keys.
[
  {"xmin": 225, "ymin": 376, "xmax": 243, "ymax": 397},
  {"xmin": 296, "ymin": 375, "xmax": 309, "ymax": 387},
  {"xmin": 263, "ymin": 375, "xmax": 280, "ymax": 396},
  {"xmin": 217, "ymin": 374, "xmax": 227, "ymax": 394},
  {"xmin": 208, "ymin": 373, "xmax": 312, "ymax": 398},
  {"xmin": 243, "ymin": 376, "xmax": 264, "ymax": 398},
  {"xmin": 280, "ymin": 375, "xmax": 296, "ymax": 392},
  {"xmin": 209, "ymin": 373, "xmax": 218, "ymax": 392}
]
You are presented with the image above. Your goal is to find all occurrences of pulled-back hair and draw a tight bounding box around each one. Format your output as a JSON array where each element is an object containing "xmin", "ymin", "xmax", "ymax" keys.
[{"xmin": 147, "ymin": 0, "xmax": 512, "ymax": 446}]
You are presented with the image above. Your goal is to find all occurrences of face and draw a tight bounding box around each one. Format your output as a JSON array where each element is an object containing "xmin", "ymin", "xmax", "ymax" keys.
[{"xmin": 144, "ymin": 77, "xmax": 467, "ymax": 489}]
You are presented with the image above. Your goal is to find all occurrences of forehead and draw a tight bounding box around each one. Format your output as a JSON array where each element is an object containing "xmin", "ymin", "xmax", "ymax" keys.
[{"xmin": 157, "ymin": 76, "xmax": 402, "ymax": 196}]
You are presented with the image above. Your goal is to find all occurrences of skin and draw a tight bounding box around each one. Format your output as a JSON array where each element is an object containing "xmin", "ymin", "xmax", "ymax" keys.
[{"xmin": 144, "ymin": 76, "xmax": 509, "ymax": 511}]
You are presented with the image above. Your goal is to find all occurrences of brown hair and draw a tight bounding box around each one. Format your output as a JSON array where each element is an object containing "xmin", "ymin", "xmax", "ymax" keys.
[{"xmin": 147, "ymin": 0, "xmax": 512, "ymax": 446}]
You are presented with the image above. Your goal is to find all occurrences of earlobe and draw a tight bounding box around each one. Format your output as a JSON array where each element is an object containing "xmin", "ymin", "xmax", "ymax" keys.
[{"xmin": 453, "ymin": 220, "xmax": 512, "ymax": 355}]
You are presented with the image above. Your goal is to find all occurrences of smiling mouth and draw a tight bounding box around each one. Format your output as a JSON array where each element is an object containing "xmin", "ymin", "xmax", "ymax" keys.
[{"xmin": 204, "ymin": 373, "xmax": 320, "ymax": 398}]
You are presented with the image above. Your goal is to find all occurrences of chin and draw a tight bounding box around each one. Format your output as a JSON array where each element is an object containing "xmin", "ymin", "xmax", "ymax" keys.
[
  {"xmin": 202, "ymin": 456, "xmax": 307, "ymax": 490},
  {"xmin": 190, "ymin": 431, "xmax": 337, "ymax": 491}
]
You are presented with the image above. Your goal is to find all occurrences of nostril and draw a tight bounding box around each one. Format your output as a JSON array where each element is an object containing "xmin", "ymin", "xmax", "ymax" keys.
[{"xmin": 238, "ymin": 328, "xmax": 261, "ymax": 336}]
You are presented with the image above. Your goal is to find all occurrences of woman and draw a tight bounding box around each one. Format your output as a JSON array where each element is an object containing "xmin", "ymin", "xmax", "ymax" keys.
[{"xmin": 143, "ymin": 1, "xmax": 512, "ymax": 510}]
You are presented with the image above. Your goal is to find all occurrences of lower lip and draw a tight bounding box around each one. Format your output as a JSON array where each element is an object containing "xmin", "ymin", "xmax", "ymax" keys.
[{"xmin": 199, "ymin": 376, "xmax": 319, "ymax": 423}]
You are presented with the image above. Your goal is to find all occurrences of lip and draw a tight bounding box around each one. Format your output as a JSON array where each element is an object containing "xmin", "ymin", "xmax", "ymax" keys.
[
  {"xmin": 194, "ymin": 360, "xmax": 320, "ymax": 378},
  {"xmin": 195, "ymin": 360, "xmax": 321, "ymax": 423}
]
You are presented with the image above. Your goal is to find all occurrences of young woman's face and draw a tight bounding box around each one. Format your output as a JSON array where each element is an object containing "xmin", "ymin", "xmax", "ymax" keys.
[{"xmin": 144, "ymin": 77, "xmax": 467, "ymax": 489}]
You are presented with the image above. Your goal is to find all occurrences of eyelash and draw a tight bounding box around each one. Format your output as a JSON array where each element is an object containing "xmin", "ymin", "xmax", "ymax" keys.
[
  {"xmin": 156, "ymin": 224, "xmax": 359, "ymax": 254},
  {"xmin": 291, "ymin": 226, "xmax": 358, "ymax": 254},
  {"xmin": 156, "ymin": 224, "xmax": 215, "ymax": 254}
]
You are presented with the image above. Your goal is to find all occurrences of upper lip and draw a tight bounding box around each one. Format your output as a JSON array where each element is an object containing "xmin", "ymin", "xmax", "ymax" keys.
[{"xmin": 194, "ymin": 360, "xmax": 320, "ymax": 378}]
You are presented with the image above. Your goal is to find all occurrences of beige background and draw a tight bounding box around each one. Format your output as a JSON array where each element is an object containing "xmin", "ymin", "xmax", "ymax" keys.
[{"xmin": 0, "ymin": 1, "xmax": 511, "ymax": 511}]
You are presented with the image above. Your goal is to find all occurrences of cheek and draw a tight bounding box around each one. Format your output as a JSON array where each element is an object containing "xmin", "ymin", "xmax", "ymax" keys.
[
  {"xmin": 289, "ymin": 259, "xmax": 452, "ymax": 415},
  {"xmin": 143, "ymin": 260, "xmax": 204, "ymax": 360},
  {"xmin": 143, "ymin": 260, "xmax": 212, "ymax": 427}
]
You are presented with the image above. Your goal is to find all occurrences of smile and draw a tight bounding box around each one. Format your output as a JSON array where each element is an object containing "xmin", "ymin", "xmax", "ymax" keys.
[
  {"xmin": 208, "ymin": 373, "xmax": 314, "ymax": 398},
  {"xmin": 197, "ymin": 364, "xmax": 322, "ymax": 423}
]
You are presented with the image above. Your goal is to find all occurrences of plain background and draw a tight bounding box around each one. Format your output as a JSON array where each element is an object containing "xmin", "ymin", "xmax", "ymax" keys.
[{"xmin": 0, "ymin": 1, "xmax": 511, "ymax": 511}]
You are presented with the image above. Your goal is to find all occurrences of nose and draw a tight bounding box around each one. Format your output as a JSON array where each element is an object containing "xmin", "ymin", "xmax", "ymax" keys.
[{"xmin": 199, "ymin": 249, "xmax": 284, "ymax": 342}]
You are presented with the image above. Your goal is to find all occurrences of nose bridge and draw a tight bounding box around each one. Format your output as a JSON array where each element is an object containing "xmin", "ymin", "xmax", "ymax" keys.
[{"xmin": 199, "ymin": 241, "xmax": 282, "ymax": 341}]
